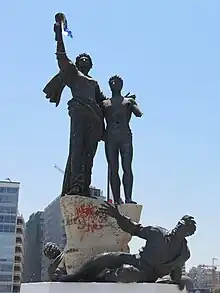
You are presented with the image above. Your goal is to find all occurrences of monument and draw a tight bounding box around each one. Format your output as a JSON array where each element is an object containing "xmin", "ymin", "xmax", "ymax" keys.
[{"xmin": 20, "ymin": 12, "xmax": 195, "ymax": 293}]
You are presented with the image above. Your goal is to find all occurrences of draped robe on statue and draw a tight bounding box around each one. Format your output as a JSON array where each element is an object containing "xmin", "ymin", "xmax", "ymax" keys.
[{"xmin": 43, "ymin": 65, "xmax": 105, "ymax": 196}]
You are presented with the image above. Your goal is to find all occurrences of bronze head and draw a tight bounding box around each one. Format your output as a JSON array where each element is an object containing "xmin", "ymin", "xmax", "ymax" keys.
[
  {"xmin": 75, "ymin": 53, "xmax": 93, "ymax": 75},
  {"xmin": 172, "ymin": 215, "xmax": 196, "ymax": 238},
  {"xmin": 109, "ymin": 75, "xmax": 123, "ymax": 93},
  {"xmin": 44, "ymin": 242, "xmax": 61, "ymax": 260}
]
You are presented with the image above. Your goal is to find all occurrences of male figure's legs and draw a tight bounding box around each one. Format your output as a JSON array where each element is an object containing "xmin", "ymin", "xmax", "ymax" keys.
[
  {"xmin": 119, "ymin": 135, "xmax": 134, "ymax": 203},
  {"xmin": 105, "ymin": 137, "xmax": 121, "ymax": 204},
  {"xmin": 60, "ymin": 252, "xmax": 139, "ymax": 282}
]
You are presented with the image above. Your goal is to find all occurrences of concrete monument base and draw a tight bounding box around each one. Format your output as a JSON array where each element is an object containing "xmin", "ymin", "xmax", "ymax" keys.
[
  {"xmin": 20, "ymin": 282, "xmax": 185, "ymax": 293},
  {"xmin": 60, "ymin": 195, "xmax": 142, "ymax": 274}
]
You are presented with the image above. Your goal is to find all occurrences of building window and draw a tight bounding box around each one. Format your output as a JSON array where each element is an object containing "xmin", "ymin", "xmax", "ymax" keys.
[
  {"xmin": 0, "ymin": 224, "xmax": 15, "ymax": 233},
  {"xmin": 0, "ymin": 187, "xmax": 18, "ymax": 194},
  {"xmin": 0, "ymin": 285, "xmax": 12, "ymax": 292},
  {"xmin": 6, "ymin": 188, "xmax": 18, "ymax": 193},
  {"xmin": 0, "ymin": 206, "xmax": 17, "ymax": 214},
  {"xmin": 0, "ymin": 263, "xmax": 13, "ymax": 272},
  {"xmin": 0, "ymin": 195, "xmax": 17, "ymax": 204},
  {"xmin": 0, "ymin": 274, "xmax": 12, "ymax": 281},
  {"xmin": 9, "ymin": 225, "xmax": 16, "ymax": 232},
  {"xmin": 0, "ymin": 215, "xmax": 16, "ymax": 223}
]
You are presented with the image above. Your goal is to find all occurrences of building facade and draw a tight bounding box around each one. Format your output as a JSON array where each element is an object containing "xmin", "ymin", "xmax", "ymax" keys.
[
  {"xmin": 89, "ymin": 187, "xmax": 104, "ymax": 198},
  {"xmin": 188, "ymin": 265, "xmax": 220, "ymax": 290},
  {"xmin": 41, "ymin": 196, "xmax": 66, "ymax": 281},
  {"xmin": 0, "ymin": 180, "xmax": 19, "ymax": 293},
  {"xmin": 23, "ymin": 212, "xmax": 44, "ymax": 283},
  {"xmin": 13, "ymin": 215, "xmax": 25, "ymax": 292}
]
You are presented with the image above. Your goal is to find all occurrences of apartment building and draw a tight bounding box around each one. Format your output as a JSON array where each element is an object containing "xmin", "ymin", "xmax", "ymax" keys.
[
  {"xmin": 23, "ymin": 212, "xmax": 44, "ymax": 282},
  {"xmin": 13, "ymin": 215, "xmax": 25, "ymax": 292},
  {"xmin": 0, "ymin": 180, "xmax": 19, "ymax": 293}
]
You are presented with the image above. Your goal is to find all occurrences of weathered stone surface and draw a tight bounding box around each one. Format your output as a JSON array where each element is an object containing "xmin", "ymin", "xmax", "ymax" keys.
[{"xmin": 60, "ymin": 195, "xmax": 142, "ymax": 274}]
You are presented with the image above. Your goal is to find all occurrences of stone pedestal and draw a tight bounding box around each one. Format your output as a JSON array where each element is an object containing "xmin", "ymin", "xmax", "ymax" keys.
[
  {"xmin": 20, "ymin": 282, "xmax": 185, "ymax": 293},
  {"xmin": 60, "ymin": 195, "xmax": 142, "ymax": 274}
]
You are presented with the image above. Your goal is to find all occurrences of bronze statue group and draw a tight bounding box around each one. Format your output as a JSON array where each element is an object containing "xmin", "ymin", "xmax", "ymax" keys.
[
  {"xmin": 43, "ymin": 13, "xmax": 196, "ymax": 291},
  {"xmin": 44, "ymin": 13, "xmax": 143, "ymax": 205}
]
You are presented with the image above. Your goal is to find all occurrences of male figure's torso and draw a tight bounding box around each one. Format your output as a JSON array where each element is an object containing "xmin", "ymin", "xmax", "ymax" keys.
[
  {"xmin": 102, "ymin": 97, "xmax": 132, "ymax": 139},
  {"xmin": 139, "ymin": 227, "xmax": 189, "ymax": 276}
]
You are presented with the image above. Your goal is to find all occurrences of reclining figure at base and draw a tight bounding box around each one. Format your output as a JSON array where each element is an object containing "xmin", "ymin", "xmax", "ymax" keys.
[
  {"xmin": 44, "ymin": 202, "xmax": 196, "ymax": 290},
  {"xmin": 44, "ymin": 243, "xmax": 193, "ymax": 291},
  {"xmin": 43, "ymin": 242, "xmax": 66, "ymax": 281}
]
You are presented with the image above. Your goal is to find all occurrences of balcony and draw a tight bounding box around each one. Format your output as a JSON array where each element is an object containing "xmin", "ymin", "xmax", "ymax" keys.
[
  {"xmin": 17, "ymin": 217, "xmax": 24, "ymax": 226},
  {"xmin": 16, "ymin": 234, "xmax": 24, "ymax": 243},
  {"xmin": 15, "ymin": 246, "xmax": 23, "ymax": 254},
  {"xmin": 14, "ymin": 262, "xmax": 22, "ymax": 271},
  {"xmin": 13, "ymin": 284, "xmax": 20, "ymax": 292},
  {"xmin": 14, "ymin": 252, "xmax": 23, "ymax": 260},
  {"xmin": 14, "ymin": 256, "xmax": 21, "ymax": 263},
  {"xmin": 13, "ymin": 279, "xmax": 20, "ymax": 285},
  {"xmin": 14, "ymin": 264, "xmax": 22, "ymax": 272},
  {"xmin": 15, "ymin": 243, "xmax": 24, "ymax": 252},
  {"xmin": 15, "ymin": 243, "xmax": 24, "ymax": 253},
  {"xmin": 16, "ymin": 226, "xmax": 24, "ymax": 235},
  {"xmin": 13, "ymin": 271, "xmax": 22, "ymax": 278},
  {"xmin": 13, "ymin": 274, "xmax": 21, "ymax": 284}
]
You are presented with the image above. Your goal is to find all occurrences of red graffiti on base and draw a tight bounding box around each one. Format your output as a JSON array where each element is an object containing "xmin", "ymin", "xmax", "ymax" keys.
[{"xmin": 73, "ymin": 203, "xmax": 107, "ymax": 232}]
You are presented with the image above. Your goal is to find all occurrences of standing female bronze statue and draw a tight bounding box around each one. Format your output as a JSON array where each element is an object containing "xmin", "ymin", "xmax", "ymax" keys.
[{"xmin": 43, "ymin": 13, "xmax": 105, "ymax": 196}]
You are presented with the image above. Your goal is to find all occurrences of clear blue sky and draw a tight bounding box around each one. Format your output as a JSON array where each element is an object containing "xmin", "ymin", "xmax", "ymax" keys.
[{"xmin": 0, "ymin": 0, "xmax": 219, "ymax": 269}]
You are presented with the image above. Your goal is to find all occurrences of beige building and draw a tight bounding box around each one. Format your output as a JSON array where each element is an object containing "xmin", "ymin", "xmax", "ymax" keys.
[
  {"xmin": 13, "ymin": 214, "xmax": 25, "ymax": 292},
  {"xmin": 189, "ymin": 265, "xmax": 220, "ymax": 290}
]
